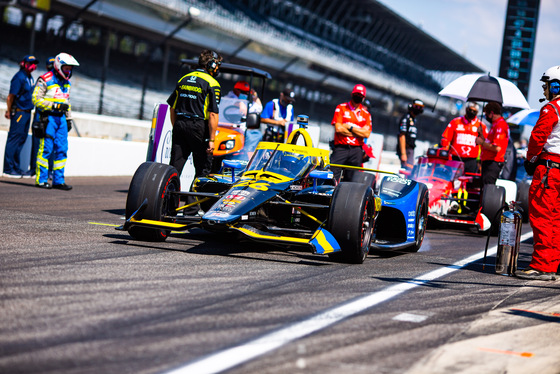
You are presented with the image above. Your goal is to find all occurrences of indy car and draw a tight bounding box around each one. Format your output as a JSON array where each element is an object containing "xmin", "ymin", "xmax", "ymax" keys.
[
  {"xmin": 118, "ymin": 116, "xmax": 429, "ymax": 264},
  {"xmin": 408, "ymin": 148, "xmax": 527, "ymax": 233}
]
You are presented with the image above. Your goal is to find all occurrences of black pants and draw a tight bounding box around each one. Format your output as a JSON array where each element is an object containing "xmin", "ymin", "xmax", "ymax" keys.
[
  {"xmin": 170, "ymin": 118, "xmax": 212, "ymax": 179},
  {"xmin": 481, "ymin": 160, "xmax": 503, "ymax": 185},
  {"xmin": 452, "ymin": 156, "xmax": 479, "ymax": 174},
  {"xmin": 171, "ymin": 118, "xmax": 212, "ymax": 215},
  {"xmin": 331, "ymin": 145, "xmax": 363, "ymax": 182}
]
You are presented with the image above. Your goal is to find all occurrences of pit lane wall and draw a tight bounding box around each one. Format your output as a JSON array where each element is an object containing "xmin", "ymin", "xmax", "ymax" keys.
[{"xmin": 0, "ymin": 105, "xmax": 427, "ymax": 177}]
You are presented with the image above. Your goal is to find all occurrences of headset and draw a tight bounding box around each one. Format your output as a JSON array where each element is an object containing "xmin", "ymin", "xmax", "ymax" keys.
[
  {"xmin": 550, "ymin": 81, "xmax": 560, "ymax": 95},
  {"xmin": 206, "ymin": 51, "xmax": 220, "ymax": 76}
]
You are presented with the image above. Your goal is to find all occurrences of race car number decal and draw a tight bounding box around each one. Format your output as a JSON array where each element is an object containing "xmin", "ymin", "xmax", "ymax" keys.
[
  {"xmin": 234, "ymin": 180, "xmax": 270, "ymax": 191},
  {"xmin": 385, "ymin": 176, "xmax": 411, "ymax": 185}
]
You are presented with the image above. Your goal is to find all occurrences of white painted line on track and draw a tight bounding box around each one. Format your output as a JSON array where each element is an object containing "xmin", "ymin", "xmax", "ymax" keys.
[{"xmin": 164, "ymin": 232, "xmax": 534, "ymax": 374}]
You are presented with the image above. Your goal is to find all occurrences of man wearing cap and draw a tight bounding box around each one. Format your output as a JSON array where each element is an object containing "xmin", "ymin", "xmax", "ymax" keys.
[
  {"xmin": 3, "ymin": 55, "xmax": 38, "ymax": 178},
  {"xmin": 440, "ymin": 101, "xmax": 487, "ymax": 174},
  {"xmin": 261, "ymin": 88, "xmax": 295, "ymax": 142},
  {"xmin": 225, "ymin": 80, "xmax": 262, "ymax": 115},
  {"xmin": 330, "ymin": 84, "xmax": 372, "ymax": 182},
  {"xmin": 475, "ymin": 101, "xmax": 510, "ymax": 185},
  {"xmin": 397, "ymin": 99, "xmax": 424, "ymax": 170}
]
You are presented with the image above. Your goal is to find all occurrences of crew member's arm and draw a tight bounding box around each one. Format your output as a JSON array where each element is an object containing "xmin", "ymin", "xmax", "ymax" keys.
[
  {"xmin": 475, "ymin": 136, "xmax": 501, "ymax": 153},
  {"xmin": 334, "ymin": 122, "xmax": 353, "ymax": 136},
  {"xmin": 399, "ymin": 134, "xmax": 407, "ymax": 162},
  {"xmin": 31, "ymin": 77, "xmax": 49, "ymax": 111},
  {"xmin": 4, "ymin": 94, "xmax": 15, "ymax": 119},
  {"xmin": 345, "ymin": 122, "xmax": 371, "ymax": 138},
  {"xmin": 169, "ymin": 107, "xmax": 177, "ymax": 126},
  {"xmin": 207, "ymin": 112, "xmax": 218, "ymax": 154}
]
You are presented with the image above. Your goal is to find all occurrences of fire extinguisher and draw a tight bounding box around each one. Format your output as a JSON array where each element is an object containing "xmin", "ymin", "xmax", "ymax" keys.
[{"xmin": 483, "ymin": 202, "xmax": 523, "ymax": 275}]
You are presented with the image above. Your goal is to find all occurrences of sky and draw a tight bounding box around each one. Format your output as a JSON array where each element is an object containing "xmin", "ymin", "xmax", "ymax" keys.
[{"xmin": 377, "ymin": 0, "xmax": 560, "ymax": 109}]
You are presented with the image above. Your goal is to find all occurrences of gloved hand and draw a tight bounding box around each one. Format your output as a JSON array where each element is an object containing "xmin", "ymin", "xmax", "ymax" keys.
[
  {"xmin": 524, "ymin": 160, "xmax": 537, "ymax": 176},
  {"xmin": 67, "ymin": 119, "xmax": 73, "ymax": 132},
  {"xmin": 53, "ymin": 103, "xmax": 69, "ymax": 112}
]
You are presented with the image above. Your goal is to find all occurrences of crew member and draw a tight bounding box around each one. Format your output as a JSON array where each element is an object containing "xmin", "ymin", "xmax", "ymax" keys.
[
  {"xmin": 397, "ymin": 99, "xmax": 424, "ymax": 170},
  {"xmin": 330, "ymin": 84, "xmax": 372, "ymax": 182},
  {"xmin": 475, "ymin": 101, "xmax": 509, "ymax": 185},
  {"xmin": 441, "ymin": 101, "xmax": 487, "ymax": 173},
  {"xmin": 3, "ymin": 55, "xmax": 38, "ymax": 178},
  {"xmin": 261, "ymin": 88, "xmax": 295, "ymax": 142},
  {"xmin": 516, "ymin": 65, "xmax": 560, "ymax": 281},
  {"xmin": 30, "ymin": 56, "xmax": 56, "ymax": 177},
  {"xmin": 32, "ymin": 53, "xmax": 79, "ymax": 190},
  {"xmin": 167, "ymin": 49, "xmax": 222, "ymax": 214}
]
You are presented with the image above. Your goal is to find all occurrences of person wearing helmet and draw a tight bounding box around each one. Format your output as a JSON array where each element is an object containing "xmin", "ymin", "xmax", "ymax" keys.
[
  {"xmin": 440, "ymin": 101, "xmax": 487, "ymax": 174},
  {"xmin": 330, "ymin": 84, "xmax": 372, "ymax": 182},
  {"xmin": 167, "ymin": 49, "xmax": 222, "ymax": 215},
  {"xmin": 397, "ymin": 99, "xmax": 424, "ymax": 170},
  {"xmin": 475, "ymin": 101, "xmax": 509, "ymax": 185},
  {"xmin": 3, "ymin": 55, "xmax": 38, "ymax": 178},
  {"xmin": 30, "ymin": 56, "xmax": 57, "ymax": 178},
  {"xmin": 516, "ymin": 65, "xmax": 560, "ymax": 281},
  {"xmin": 32, "ymin": 52, "xmax": 79, "ymax": 190}
]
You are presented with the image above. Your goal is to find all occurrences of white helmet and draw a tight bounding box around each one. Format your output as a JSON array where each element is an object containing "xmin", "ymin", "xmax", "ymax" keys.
[
  {"xmin": 541, "ymin": 65, "xmax": 560, "ymax": 100},
  {"xmin": 541, "ymin": 65, "xmax": 560, "ymax": 83},
  {"xmin": 54, "ymin": 53, "xmax": 79, "ymax": 80}
]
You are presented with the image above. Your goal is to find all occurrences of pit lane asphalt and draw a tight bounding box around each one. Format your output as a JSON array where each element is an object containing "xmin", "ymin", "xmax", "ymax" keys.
[{"xmin": 1, "ymin": 176, "xmax": 559, "ymax": 374}]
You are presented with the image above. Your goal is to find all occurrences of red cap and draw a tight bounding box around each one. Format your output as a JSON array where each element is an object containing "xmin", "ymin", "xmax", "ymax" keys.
[
  {"xmin": 234, "ymin": 81, "xmax": 250, "ymax": 93},
  {"xmin": 352, "ymin": 84, "xmax": 366, "ymax": 96}
]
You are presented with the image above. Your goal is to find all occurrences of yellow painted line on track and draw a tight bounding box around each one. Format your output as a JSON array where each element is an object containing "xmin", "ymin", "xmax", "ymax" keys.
[{"xmin": 89, "ymin": 222, "xmax": 120, "ymax": 227}]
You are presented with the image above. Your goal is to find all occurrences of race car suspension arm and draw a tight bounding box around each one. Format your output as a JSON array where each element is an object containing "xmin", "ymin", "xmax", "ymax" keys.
[{"xmin": 275, "ymin": 196, "xmax": 324, "ymax": 225}]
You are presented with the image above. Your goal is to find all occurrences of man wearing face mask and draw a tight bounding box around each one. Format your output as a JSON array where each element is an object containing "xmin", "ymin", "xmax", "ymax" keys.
[
  {"xmin": 475, "ymin": 101, "xmax": 509, "ymax": 185},
  {"xmin": 516, "ymin": 65, "xmax": 560, "ymax": 281},
  {"xmin": 261, "ymin": 88, "xmax": 295, "ymax": 142},
  {"xmin": 397, "ymin": 99, "xmax": 424, "ymax": 170},
  {"xmin": 330, "ymin": 84, "xmax": 372, "ymax": 182},
  {"xmin": 440, "ymin": 101, "xmax": 487, "ymax": 173},
  {"xmin": 3, "ymin": 55, "xmax": 38, "ymax": 178}
]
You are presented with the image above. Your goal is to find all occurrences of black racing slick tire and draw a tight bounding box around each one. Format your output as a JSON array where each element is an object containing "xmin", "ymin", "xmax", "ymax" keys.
[
  {"xmin": 327, "ymin": 182, "xmax": 374, "ymax": 264},
  {"xmin": 516, "ymin": 181, "xmax": 530, "ymax": 223},
  {"xmin": 410, "ymin": 183, "xmax": 429, "ymax": 252},
  {"xmin": 350, "ymin": 171, "xmax": 376, "ymax": 189},
  {"xmin": 125, "ymin": 162, "xmax": 180, "ymax": 242},
  {"xmin": 481, "ymin": 184, "xmax": 506, "ymax": 236}
]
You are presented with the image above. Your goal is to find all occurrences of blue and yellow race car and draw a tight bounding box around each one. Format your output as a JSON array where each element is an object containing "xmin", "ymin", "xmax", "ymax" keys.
[{"xmin": 119, "ymin": 117, "xmax": 429, "ymax": 264}]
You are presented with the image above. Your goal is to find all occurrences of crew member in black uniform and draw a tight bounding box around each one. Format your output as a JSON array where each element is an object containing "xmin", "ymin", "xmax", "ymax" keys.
[
  {"xmin": 397, "ymin": 99, "xmax": 424, "ymax": 170},
  {"xmin": 167, "ymin": 49, "xmax": 222, "ymax": 214}
]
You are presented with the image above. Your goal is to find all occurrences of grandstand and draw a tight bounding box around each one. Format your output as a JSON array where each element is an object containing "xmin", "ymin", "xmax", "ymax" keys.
[{"xmin": 0, "ymin": 0, "xmax": 483, "ymax": 147}]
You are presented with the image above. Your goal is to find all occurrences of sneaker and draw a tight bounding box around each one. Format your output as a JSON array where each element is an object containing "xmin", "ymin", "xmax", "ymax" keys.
[
  {"xmin": 36, "ymin": 182, "xmax": 52, "ymax": 189},
  {"xmin": 515, "ymin": 267, "xmax": 557, "ymax": 281},
  {"xmin": 3, "ymin": 171, "xmax": 22, "ymax": 178},
  {"xmin": 52, "ymin": 183, "xmax": 72, "ymax": 191}
]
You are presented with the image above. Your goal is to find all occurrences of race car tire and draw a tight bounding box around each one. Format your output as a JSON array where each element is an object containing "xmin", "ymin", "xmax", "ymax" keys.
[
  {"xmin": 516, "ymin": 181, "xmax": 530, "ymax": 223},
  {"xmin": 327, "ymin": 182, "xmax": 374, "ymax": 264},
  {"xmin": 126, "ymin": 162, "xmax": 180, "ymax": 242},
  {"xmin": 409, "ymin": 183, "xmax": 429, "ymax": 252},
  {"xmin": 350, "ymin": 171, "xmax": 376, "ymax": 189},
  {"xmin": 481, "ymin": 184, "xmax": 506, "ymax": 236}
]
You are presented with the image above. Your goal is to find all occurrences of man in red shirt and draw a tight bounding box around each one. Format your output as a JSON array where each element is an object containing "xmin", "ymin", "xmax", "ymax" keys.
[
  {"xmin": 330, "ymin": 84, "xmax": 372, "ymax": 182},
  {"xmin": 475, "ymin": 101, "xmax": 509, "ymax": 185},
  {"xmin": 516, "ymin": 65, "xmax": 560, "ymax": 281},
  {"xmin": 441, "ymin": 101, "xmax": 487, "ymax": 173}
]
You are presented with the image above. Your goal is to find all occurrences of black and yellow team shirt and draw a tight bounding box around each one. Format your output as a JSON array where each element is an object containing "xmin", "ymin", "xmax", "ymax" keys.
[{"xmin": 167, "ymin": 69, "xmax": 221, "ymax": 120}]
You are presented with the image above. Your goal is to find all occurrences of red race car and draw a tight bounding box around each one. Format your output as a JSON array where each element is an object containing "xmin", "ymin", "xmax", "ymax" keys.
[{"xmin": 407, "ymin": 148, "xmax": 522, "ymax": 233}]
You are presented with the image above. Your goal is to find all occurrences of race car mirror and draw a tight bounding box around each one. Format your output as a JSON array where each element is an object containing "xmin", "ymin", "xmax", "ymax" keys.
[
  {"xmin": 222, "ymin": 159, "xmax": 245, "ymax": 183},
  {"xmin": 309, "ymin": 169, "xmax": 333, "ymax": 192},
  {"xmin": 246, "ymin": 113, "xmax": 261, "ymax": 129}
]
